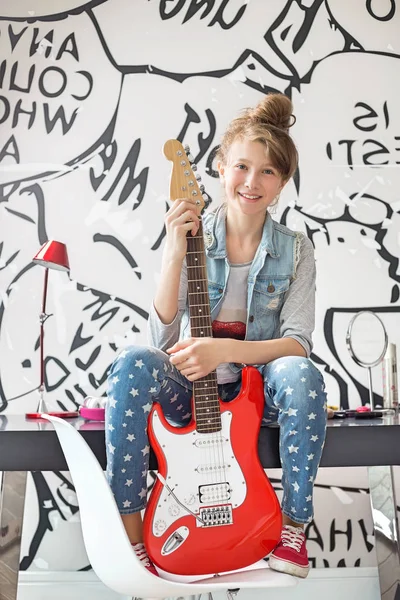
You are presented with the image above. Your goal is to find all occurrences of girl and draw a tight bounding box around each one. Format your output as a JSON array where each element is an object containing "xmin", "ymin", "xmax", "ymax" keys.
[{"xmin": 106, "ymin": 92, "xmax": 327, "ymax": 579}]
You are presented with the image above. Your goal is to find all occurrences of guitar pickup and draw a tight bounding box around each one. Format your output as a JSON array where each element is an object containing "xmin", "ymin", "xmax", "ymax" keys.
[{"xmin": 199, "ymin": 482, "xmax": 231, "ymax": 504}]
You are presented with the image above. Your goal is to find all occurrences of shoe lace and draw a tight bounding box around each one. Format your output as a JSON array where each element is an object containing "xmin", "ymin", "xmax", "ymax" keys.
[
  {"xmin": 132, "ymin": 542, "xmax": 151, "ymax": 567},
  {"xmin": 281, "ymin": 526, "xmax": 304, "ymax": 552}
]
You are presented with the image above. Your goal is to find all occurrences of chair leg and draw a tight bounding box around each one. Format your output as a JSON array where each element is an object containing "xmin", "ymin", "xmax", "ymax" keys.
[
  {"xmin": 368, "ymin": 466, "xmax": 400, "ymax": 600},
  {"xmin": 0, "ymin": 471, "xmax": 27, "ymax": 600}
]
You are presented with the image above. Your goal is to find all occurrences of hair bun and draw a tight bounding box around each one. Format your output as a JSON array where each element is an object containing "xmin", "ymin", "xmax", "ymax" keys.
[
  {"xmin": 250, "ymin": 93, "xmax": 296, "ymax": 132},
  {"xmin": 216, "ymin": 91, "xmax": 298, "ymax": 183}
]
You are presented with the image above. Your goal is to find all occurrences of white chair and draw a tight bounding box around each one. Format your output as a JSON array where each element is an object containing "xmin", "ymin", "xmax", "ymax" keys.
[{"xmin": 42, "ymin": 414, "xmax": 297, "ymax": 599}]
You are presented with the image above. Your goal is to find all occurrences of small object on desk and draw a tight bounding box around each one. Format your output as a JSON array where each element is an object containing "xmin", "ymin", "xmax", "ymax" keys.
[
  {"xmin": 346, "ymin": 410, "xmax": 359, "ymax": 417},
  {"xmin": 355, "ymin": 410, "xmax": 383, "ymax": 419},
  {"xmin": 345, "ymin": 310, "xmax": 388, "ymax": 410},
  {"xmin": 333, "ymin": 409, "xmax": 383, "ymax": 419},
  {"xmin": 26, "ymin": 411, "xmax": 79, "ymax": 419},
  {"xmin": 333, "ymin": 410, "xmax": 349, "ymax": 419},
  {"xmin": 79, "ymin": 396, "xmax": 106, "ymax": 421},
  {"xmin": 79, "ymin": 406, "xmax": 105, "ymax": 421}
]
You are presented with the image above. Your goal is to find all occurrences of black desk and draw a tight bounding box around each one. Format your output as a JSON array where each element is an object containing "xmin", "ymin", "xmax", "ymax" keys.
[
  {"xmin": 1, "ymin": 413, "xmax": 400, "ymax": 600},
  {"xmin": 2, "ymin": 413, "xmax": 400, "ymax": 470}
]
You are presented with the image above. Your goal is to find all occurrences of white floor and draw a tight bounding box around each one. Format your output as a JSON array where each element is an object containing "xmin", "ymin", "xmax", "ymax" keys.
[{"xmin": 17, "ymin": 567, "xmax": 381, "ymax": 600}]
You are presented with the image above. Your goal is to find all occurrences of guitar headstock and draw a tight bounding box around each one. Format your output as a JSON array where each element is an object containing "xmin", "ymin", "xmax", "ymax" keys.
[{"xmin": 163, "ymin": 139, "xmax": 210, "ymax": 213}]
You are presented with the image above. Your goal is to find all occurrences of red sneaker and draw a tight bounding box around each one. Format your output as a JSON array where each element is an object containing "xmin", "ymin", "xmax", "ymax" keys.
[
  {"xmin": 132, "ymin": 542, "xmax": 159, "ymax": 576},
  {"xmin": 268, "ymin": 525, "xmax": 310, "ymax": 578}
]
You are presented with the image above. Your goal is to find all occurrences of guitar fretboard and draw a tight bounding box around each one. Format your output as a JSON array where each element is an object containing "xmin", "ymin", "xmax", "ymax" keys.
[{"xmin": 186, "ymin": 220, "xmax": 221, "ymax": 434}]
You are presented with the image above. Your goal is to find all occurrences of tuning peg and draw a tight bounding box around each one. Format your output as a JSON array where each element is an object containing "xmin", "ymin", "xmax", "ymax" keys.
[
  {"xmin": 195, "ymin": 174, "xmax": 201, "ymax": 181},
  {"xmin": 202, "ymin": 193, "xmax": 211, "ymax": 208},
  {"xmin": 191, "ymin": 164, "xmax": 197, "ymax": 171},
  {"xmin": 184, "ymin": 146, "xmax": 194, "ymax": 162},
  {"xmin": 199, "ymin": 184, "xmax": 205, "ymax": 193},
  {"xmin": 184, "ymin": 145, "xmax": 194, "ymax": 162}
]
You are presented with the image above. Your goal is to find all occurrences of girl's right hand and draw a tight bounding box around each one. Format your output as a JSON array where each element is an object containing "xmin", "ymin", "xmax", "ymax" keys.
[{"xmin": 164, "ymin": 198, "xmax": 201, "ymax": 263}]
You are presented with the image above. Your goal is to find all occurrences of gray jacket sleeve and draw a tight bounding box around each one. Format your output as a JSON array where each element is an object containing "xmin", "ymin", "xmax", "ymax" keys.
[
  {"xmin": 147, "ymin": 260, "xmax": 188, "ymax": 352},
  {"xmin": 280, "ymin": 234, "xmax": 316, "ymax": 357}
]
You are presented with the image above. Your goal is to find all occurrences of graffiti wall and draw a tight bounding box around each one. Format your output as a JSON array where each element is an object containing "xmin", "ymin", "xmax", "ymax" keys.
[{"xmin": 0, "ymin": 0, "xmax": 399, "ymax": 571}]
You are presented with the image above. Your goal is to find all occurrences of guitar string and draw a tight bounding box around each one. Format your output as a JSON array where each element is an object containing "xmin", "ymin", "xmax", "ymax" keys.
[
  {"xmin": 201, "ymin": 240, "xmax": 226, "ymax": 500},
  {"xmin": 189, "ymin": 231, "xmax": 228, "ymax": 502},
  {"xmin": 188, "ymin": 241, "xmax": 209, "ymax": 488},
  {"xmin": 189, "ymin": 253, "xmax": 215, "ymax": 489},
  {"xmin": 190, "ymin": 232, "xmax": 220, "ymax": 492}
]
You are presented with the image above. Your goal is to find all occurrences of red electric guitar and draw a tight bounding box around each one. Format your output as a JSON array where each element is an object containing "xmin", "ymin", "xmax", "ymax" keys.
[{"xmin": 143, "ymin": 140, "xmax": 281, "ymax": 576}]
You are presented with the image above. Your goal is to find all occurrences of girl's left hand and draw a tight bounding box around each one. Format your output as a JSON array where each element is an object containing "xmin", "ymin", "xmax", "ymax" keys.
[{"xmin": 167, "ymin": 338, "xmax": 228, "ymax": 381}]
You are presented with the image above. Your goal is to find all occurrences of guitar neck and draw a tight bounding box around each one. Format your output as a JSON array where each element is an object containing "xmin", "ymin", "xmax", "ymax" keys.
[{"xmin": 186, "ymin": 220, "xmax": 221, "ymax": 433}]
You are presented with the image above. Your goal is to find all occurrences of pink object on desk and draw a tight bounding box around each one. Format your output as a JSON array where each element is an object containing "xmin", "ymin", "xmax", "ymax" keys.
[
  {"xmin": 80, "ymin": 397, "xmax": 106, "ymax": 421},
  {"xmin": 79, "ymin": 406, "xmax": 105, "ymax": 421}
]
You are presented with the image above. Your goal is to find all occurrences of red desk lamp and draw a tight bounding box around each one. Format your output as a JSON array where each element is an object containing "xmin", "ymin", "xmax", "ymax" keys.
[{"xmin": 26, "ymin": 240, "xmax": 78, "ymax": 419}]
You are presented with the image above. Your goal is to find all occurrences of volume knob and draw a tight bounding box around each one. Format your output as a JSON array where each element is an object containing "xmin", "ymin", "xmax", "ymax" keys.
[
  {"xmin": 155, "ymin": 519, "xmax": 167, "ymax": 534},
  {"xmin": 168, "ymin": 504, "xmax": 180, "ymax": 517},
  {"xmin": 184, "ymin": 494, "xmax": 196, "ymax": 506}
]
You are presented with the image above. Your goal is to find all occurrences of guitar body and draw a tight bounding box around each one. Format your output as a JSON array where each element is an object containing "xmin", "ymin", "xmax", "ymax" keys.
[{"xmin": 143, "ymin": 366, "xmax": 282, "ymax": 576}]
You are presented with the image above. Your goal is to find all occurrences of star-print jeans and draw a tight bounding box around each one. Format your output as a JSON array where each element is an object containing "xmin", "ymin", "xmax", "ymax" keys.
[{"xmin": 105, "ymin": 345, "xmax": 327, "ymax": 524}]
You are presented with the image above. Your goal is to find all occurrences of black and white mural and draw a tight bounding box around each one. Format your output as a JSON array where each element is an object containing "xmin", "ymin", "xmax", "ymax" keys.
[{"xmin": 0, "ymin": 0, "xmax": 399, "ymax": 571}]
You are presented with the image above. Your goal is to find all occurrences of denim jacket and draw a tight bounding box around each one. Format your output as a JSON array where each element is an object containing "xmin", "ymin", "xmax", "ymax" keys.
[{"xmin": 148, "ymin": 204, "xmax": 316, "ymax": 371}]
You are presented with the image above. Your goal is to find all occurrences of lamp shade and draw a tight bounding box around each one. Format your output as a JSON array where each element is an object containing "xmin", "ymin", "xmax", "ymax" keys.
[{"xmin": 32, "ymin": 240, "xmax": 70, "ymax": 272}]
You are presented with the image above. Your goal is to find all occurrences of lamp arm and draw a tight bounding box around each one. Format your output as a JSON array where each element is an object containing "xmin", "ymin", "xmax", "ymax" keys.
[{"xmin": 39, "ymin": 269, "xmax": 49, "ymax": 391}]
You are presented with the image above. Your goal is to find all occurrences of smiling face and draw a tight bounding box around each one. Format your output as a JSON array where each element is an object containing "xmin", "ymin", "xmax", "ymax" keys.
[{"xmin": 217, "ymin": 138, "xmax": 285, "ymax": 217}]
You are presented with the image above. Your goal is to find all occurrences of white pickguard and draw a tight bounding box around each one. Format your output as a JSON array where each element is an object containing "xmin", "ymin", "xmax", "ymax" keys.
[{"xmin": 150, "ymin": 409, "xmax": 247, "ymax": 537}]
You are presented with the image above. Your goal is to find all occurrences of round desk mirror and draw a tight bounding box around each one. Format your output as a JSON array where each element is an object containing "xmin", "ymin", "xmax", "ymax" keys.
[{"xmin": 346, "ymin": 311, "xmax": 388, "ymax": 409}]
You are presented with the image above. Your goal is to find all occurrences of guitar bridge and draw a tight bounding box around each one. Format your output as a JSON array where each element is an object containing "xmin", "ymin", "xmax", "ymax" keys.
[{"xmin": 198, "ymin": 504, "xmax": 233, "ymax": 527}]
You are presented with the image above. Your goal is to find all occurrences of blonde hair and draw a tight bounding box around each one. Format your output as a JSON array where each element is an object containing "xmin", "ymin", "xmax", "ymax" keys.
[{"xmin": 216, "ymin": 93, "xmax": 298, "ymax": 183}]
